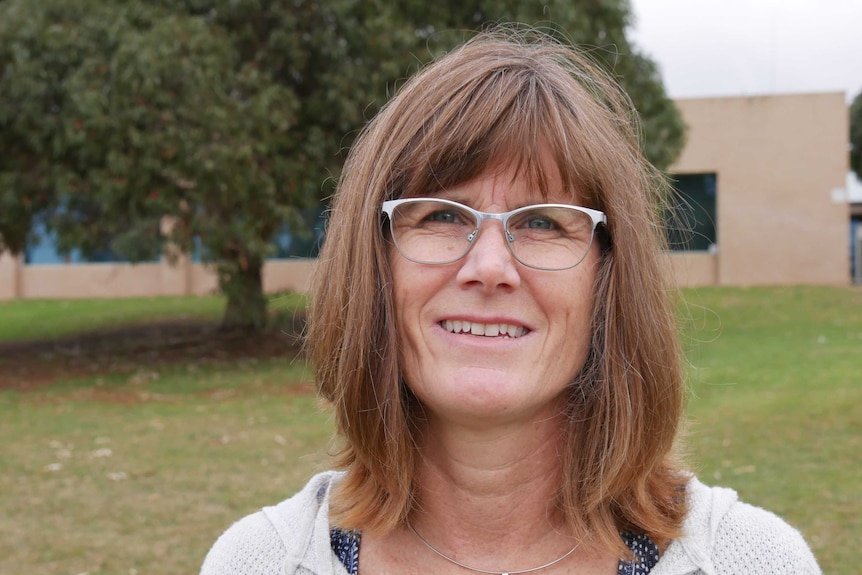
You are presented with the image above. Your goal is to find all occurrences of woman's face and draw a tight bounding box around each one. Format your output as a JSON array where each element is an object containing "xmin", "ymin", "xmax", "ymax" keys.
[{"xmin": 391, "ymin": 155, "xmax": 601, "ymax": 428}]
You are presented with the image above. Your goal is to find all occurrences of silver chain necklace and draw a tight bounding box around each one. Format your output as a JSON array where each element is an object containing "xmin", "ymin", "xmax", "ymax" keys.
[{"xmin": 406, "ymin": 521, "xmax": 580, "ymax": 575}]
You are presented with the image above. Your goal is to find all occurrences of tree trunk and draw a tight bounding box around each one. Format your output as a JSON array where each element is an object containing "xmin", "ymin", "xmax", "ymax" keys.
[{"xmin": 219, "ymin": 257, "xmax": 268, "ymax": 331}]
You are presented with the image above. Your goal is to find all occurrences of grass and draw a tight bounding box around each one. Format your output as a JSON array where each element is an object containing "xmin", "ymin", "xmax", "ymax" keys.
[
  {"xmin": 0, "ymin": 358, "xmax": 327, "ymax": 575},
  {"xmin": 0, "ymin": 286, "xmax": 859, "ymax": 573},
  {"xmin": 0, "ymin": 291, "xmax": 307, "ymax": 342},
  {"xmin": 679, "ymin": 286, "xmax": 862, "ymax": 572},
  {"xmin": 0, "ymin": 296, "xmax": 225, "ymax": 342}
]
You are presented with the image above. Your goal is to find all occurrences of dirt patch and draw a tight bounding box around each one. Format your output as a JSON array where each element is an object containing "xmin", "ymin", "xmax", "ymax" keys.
[{"xmin": 0, "ymin": 315, "xmax": 306, "ymax": 389}]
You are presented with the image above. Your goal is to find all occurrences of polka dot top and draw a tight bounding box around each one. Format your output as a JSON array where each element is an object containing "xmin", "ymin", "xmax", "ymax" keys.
[{"xmin": 330, "ymin": 528, "xmax": 659, "ymax": 574}]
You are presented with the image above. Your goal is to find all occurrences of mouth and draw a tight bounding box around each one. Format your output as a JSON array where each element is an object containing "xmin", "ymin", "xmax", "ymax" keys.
[{"xmin": 440, "ymin": 320, "xmax": 528, "ymax": 338}]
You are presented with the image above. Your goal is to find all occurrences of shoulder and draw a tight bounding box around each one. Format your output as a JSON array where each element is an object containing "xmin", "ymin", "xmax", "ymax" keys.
[
  {"xmin": 656, "ymin": 477, "xmax": 821, "ymax": 574},
  {"xmin": 200, "ymin": 471, "xmax": 344, "ymax": 575},
  {"xmin": 200, "ymin": 511, "xmax": 289, "ymax": 575},
  {"xmin": 709, "ymin": 491, "xmax": 821, "ymax": 574}
]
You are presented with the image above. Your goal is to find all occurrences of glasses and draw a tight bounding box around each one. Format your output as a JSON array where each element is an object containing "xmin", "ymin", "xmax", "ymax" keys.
[{"xmin": 381, "ymin": 198, "xmax": 606, "ymax": 271}]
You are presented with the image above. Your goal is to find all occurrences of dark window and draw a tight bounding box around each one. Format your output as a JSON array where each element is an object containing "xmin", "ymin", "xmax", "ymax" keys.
[
  {"xmin": 189, "ymin": 206, "xmax": 326, "ymax": 263},
  {"xmin": 666, "ymin": 173, "xmax": 717, "ymax": 252},
  {"xmin": 25, "ymin": 221, "xmax": 133, "ymax": 264},
  {"xmin": 269, "ymin": 206, "xmax": 326, "ymax": 260},
  {"xmin": 851, "ymin": 216, "xmax": 862, "ymax": 283}
]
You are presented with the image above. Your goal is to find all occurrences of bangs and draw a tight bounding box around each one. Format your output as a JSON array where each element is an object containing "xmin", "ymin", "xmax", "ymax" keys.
[{"xmin": 391, "ymin": 57, "xmax": 605, "ymax": 209}]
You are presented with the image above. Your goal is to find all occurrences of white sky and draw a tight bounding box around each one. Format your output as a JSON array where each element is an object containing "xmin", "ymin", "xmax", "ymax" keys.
[
  {"xmin": 629, "ymin": 0, "xmax": 862, "ymax": 102},
  {"xmin": 629, "ymin": 0, "xmax": 862, "ymax": 200}
]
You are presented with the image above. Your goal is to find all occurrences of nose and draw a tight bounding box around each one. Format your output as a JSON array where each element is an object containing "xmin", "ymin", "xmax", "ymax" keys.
[{"xmin": 455, "ymin": 220, "xmax": 521, "ymax": 292}]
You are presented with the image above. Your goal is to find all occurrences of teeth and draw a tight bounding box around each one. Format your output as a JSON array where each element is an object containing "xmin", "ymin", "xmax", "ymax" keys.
[{"xmin": 442, "ymin": 320, "xmax": 526, "ymax": 338}]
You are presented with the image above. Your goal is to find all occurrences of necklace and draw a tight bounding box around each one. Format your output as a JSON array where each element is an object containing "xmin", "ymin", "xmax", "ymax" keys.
[{"xmin": 406, "ymin": 521, "xmax": 580, "ymax": 575}]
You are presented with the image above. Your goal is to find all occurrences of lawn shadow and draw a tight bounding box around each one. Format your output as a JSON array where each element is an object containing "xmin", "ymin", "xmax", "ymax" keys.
[{"xmin": 0, "ymin": 313, "xmax": 306, "ymax": 389}]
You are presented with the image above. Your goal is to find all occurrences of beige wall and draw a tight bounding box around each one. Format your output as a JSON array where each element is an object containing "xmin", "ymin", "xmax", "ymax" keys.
[
  {"xmin": 0, "ymin": 252, "xmax": 21, "ymax": 300},
  {"xmin": 667, "ymin": 252, "xmax": 718, "ymax": 288},
  {"xmin": 0, "ymin": 256, "xmax": 316, "ymax": 301},
  {"xmin": 669, "ymin": 92, "xmax": 849, "ymax": 286}
]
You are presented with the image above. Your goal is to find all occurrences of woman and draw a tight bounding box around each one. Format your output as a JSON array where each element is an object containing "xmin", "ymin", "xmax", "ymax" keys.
[{"xmin": 202, "ymin": 29, "xmax": 820, "ymax": 574}]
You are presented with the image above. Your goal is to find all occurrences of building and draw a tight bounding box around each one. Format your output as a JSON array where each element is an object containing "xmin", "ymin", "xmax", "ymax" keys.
[
  {"xmin": 666, "ymin": 92, "xmax": 849, "ymax": 286},
  {"xmin": 0, "ymin": 92, "xmax": 853, "ymax": 301},
  {"xmin": 848, "ymin": 172, "xmax": 862, "ymax": 283},
  {"xmin": 852, "ymin": 200, "xmax": 862, "ymax": 284}
]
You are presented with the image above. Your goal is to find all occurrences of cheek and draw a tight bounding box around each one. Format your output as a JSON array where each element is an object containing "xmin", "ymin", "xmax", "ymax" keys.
[
  {"xmin": 390, "ymin": 248, "xmax": 451, "ymax": 326},
  {"xmin": 391, "ymin": 273, "xmax": 432, "ymax": 395},
  {"xmin": 555, "ymin": 257, "xmax": 600, "ymax": 354},
  {"xmin": 390, "ymin": 260, "xmax": 431, "ymax": 354},
  {"xmin": 390, "ymin": 258, "xmax": 412, "ymax": 327}
]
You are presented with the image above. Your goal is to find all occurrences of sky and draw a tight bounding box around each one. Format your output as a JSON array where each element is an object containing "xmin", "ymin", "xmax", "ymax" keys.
[
  {"xmin": 629, "ymin": 0, "xmax": 862, "ymax": 199},
  {"xmin": 629, "ymin": 0, "xmax": 862, "ymax": 102}
]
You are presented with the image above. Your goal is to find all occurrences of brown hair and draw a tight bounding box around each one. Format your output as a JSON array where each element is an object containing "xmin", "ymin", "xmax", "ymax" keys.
[{"xmin": 307, "ymin": 27, "xmax": 688, "ymax": 557}]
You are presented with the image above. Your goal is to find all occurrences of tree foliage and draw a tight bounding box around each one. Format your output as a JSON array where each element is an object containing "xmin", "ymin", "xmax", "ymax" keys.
[
  {"xmin": 851, "ymin": 90, "xmax": 862, "ymax": 181},
  {"xmin": 403, "ymin": 0, "xmax": 687, "ymax": 170},
  {"xmin": 0, "ymin": 0, "xmax": 684, "ymax": 329}
]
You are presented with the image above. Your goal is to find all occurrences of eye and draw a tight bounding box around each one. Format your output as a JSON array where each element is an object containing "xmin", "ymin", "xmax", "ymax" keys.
[
  {"xmin": 524, "ymin": 215, "xmax": 555, "ymax": 230},
  {"xmin": 425, "ymin": 209, "xmax": 461, "ymax": 224},
  {"xmin": 511, "ymin": 209, "xmax": 561, "ymax": 231}
]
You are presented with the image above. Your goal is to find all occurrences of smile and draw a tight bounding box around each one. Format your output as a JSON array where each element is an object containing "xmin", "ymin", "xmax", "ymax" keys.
[{"xmin": 440, "ymin": 320, "xmax": 528, "ymax": 338}]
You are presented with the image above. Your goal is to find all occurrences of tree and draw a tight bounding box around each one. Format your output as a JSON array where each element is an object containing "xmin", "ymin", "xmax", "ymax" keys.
[
  {"xmin": 1, "ymin": 1, "xmax": 299, "ymax": 328},
  {"xmin": 0, "ymin": 0, "xmax": 682, "ymax": 329},
  {"xmin": 851, "ymin": 90, "xmax": 862, "ymax": 180},
  {"xmin": 394, "ymin": 0, "xmax": 686, "ymax": 170},
  {"xmin": 0, "ymin": 0, "xmax": 414, "ymax": 329}
]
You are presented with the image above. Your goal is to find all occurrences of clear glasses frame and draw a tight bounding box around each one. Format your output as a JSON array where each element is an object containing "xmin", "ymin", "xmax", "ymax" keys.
[{"xmin": 381, "ymin": 197, "xmax": 607, "ymax": 271}]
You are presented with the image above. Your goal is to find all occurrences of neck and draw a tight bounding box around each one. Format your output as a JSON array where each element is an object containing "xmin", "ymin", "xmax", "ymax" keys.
[
  {"xmin": 357, "ymin": 407, "xmax": 618, "ymax": 575},
  {"xmin": 411, "ymin": 410, "xmax": 569, "ymax": 554}
]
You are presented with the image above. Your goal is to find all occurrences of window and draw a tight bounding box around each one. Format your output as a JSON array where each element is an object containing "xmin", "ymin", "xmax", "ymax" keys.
[
  {"xmin": 852, "ymin": 217, "xmax": 862, "ymax": 283},
  {"xmin": 24, "ymin": 221, "xmax": 132, "ymax": 264},
  {"xmin": 188, "ymin": 206, "xmax": 327, "ymax": 263},
  {"xmin": 269, "ymin": 206, "xmax": 326, "ymax": 260},
  {"xmin": 666, "ymin": 173, "xmax": 717, "ymax": 252}
]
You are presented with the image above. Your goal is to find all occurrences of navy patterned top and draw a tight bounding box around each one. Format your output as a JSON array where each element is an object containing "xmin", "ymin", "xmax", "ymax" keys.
[{"xmin": 330, "ymin": 528, "xmax": 659, "ymax": 574}]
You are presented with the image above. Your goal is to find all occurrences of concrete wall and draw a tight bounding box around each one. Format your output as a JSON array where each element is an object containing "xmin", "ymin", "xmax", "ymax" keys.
[
  {"xmin": 0, "ymin": 256, "xmax": 316, "ymax": 300},
  {"xmin": 669, "ymin": 92, "xmax": 849, "ymax": 286},
  {"xmin": 0, "ymin": 252, "xmax": 21, "ymax": 300},
  {"xmin": 667, "ymin": 252, "xmax": 719, "ymax": 288}
]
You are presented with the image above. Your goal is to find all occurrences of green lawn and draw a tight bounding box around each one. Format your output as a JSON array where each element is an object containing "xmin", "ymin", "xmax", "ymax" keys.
[
  {"xmin": 679, "ymin": 286, "xmax": 861, "ymax": 572},
  {"xmin": 0, "ymin": 286, "xmax": 858, "ymax": 573},
  {"xmin": 0, "ymin": 291, "xmax": 306, "ymax": 342},
  {"xmin": 0, "ymin": 296, "xmax": 225, "ymax": 342}
]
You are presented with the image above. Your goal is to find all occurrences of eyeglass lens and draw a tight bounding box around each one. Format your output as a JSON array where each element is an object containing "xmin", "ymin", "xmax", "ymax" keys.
[{"xmin": 388, "ymin": 200, "xmax": 596, "ymax": 270}]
